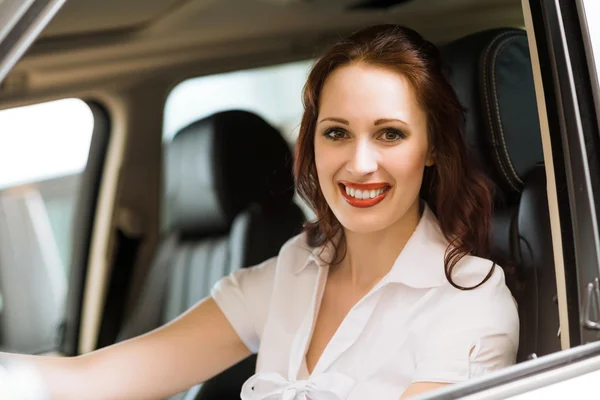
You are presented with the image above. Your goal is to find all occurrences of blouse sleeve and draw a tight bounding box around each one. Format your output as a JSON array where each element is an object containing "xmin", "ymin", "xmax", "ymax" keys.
[
  {"xmin": 412, "ymin": 266, "xmax": 520, "ymax": 383},
  {"xmin": 210, "ymin": 257, "xmax": 277, "ymax": 353}
]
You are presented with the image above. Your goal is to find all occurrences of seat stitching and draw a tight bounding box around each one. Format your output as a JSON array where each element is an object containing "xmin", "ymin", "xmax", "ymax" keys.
[
  {"xmin": 481, "ymin": 31, "xmax": 521, "ymax": 192},
  {"xmin": 482, "ymin": 32, "xmax": 515, "ymax": 190},
  {"xmin": 492, "ymin": 36, "xmax": 523, "ymax": 188}
]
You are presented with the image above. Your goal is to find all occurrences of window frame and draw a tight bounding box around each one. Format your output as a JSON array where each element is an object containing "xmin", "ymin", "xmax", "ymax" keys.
[
  {"xmin": 535, "ymin": 0, "xmax": 600, "ymax": 347},
  {"xmin": 59, "ymin": 100, "xmax": 111, "ymax": 356},
  {"xmin": 416, "ymin": 340, "xmax": 600, "ymax": 399},
  {"xmin": 0, "ymin": 0, "xmax": 66, "ymax": 84}
]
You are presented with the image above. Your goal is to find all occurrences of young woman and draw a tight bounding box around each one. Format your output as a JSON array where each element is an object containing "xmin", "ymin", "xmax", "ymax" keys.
[{"xmin": 1, "ymin": 24, "xmax": 519, "ymax": 400}]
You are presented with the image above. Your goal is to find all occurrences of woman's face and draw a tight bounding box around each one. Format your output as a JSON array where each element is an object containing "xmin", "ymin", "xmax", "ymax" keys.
[{"xmin": 314, "ymin": 63, "xmax": 433, "ymax": 234}]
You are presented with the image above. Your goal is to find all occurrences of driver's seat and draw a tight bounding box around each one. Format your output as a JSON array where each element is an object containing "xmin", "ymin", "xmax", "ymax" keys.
[{"xmin": 442, "ymin": 28, "xmax": 561, "ymax": 361}]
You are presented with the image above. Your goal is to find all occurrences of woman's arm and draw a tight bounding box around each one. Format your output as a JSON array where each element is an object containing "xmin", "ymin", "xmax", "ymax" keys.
[
  {"xmin": 1, "ymin": 297, "xmax": 250, "ymax": 400},
  {"xmin": 400, "ymin": 382, "xmax": 449, "ymax": 399}
]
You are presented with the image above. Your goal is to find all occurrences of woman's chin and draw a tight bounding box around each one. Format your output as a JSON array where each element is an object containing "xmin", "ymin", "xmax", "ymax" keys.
[
  {"xmin": 335, "ymin": 213, "xmax": 395, "ymax": 234},
  {"xmin": 331, "ymin": 196, "xmax": 420, "ymax": 235}
]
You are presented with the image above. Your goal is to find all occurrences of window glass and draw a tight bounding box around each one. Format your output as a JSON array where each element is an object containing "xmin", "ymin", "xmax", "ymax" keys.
[
  {"xmin": 581, "ymin": 1, "xmax": 600, "ymax": 89},
  {"xmin": 0, "ymin": 98, "xmax": 94, "ymax": 353},
  {"xmin": 164, "ymin": 59, "xmax": 313, "ymax": 144},
  {"xmin": 164, "ymin": 60, "xmax": 315, "ymax": 219}
]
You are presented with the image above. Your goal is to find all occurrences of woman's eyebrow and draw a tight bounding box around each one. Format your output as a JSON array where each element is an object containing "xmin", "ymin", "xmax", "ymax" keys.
[
  {"xmin": 374, "ymin": 118, "xmax": 409, "ymax": 126},
  {"xmin": 318, "ymin": 117, "xmax": 349, "ymax": 125},
  {"xmin": 317, "ymin": 117, "xmax": 409, "ymax": 126}
]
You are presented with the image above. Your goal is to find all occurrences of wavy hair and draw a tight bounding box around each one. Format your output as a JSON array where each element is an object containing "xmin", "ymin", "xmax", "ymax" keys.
[{"xmin": 293, "ymin": 25, "xmax": 495, "ymax": 290}]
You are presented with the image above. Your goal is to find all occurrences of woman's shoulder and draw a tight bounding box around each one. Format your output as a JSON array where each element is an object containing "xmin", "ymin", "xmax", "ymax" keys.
[
  {"xmin": 441, "ymin": 254, "xmax": 518, "ymax": 325},
  {"xmin": 212, "ymin": 232, "xmax": 312, "ymax": 305},
  {"xmin": 238, "ymin": 232, "xmax": 317, "ymax": 282},
  {"xmin": 257, "ymin": 231, "xmax": 315, "ymax": 273},
  {"xmin": 279, "ymin": 230, "xmax": 312, "ymax": 253},
  {"xmin": 447, "ymin": 253, "xmax": 508, "ymax": 289}
]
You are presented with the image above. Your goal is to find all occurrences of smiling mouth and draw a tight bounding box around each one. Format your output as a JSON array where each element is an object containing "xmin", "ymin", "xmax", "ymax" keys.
[{"xmin": 338, "ymin": 181, "xmax": 391, "ymax": 208}]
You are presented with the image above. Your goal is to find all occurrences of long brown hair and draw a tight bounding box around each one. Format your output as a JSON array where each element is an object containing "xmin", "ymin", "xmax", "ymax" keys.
[{"xmin": 294, "ymin": 24, "xmax": 495, "ymax": 290}]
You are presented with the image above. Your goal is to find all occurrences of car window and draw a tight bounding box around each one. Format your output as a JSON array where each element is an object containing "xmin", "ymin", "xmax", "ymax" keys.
[
  {"xmin": 164, "ymin": 59, "xmax": 313, "ymax": 144},
  {"xmin": 580, "ymin": 0, "xmax": 600, "ymax": 87},
  {"xmin": 0, "ymin": 98, "xmax": 94, "ymax": 353},
  {"xmin": 164, "ymin": 59, "xmax": 315, "ymax": 219}
]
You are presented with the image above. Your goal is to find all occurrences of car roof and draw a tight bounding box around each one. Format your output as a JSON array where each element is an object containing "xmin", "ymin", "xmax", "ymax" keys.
[{"xmin": 0, "ymin": 0, "xmax": 523, "ymax": 108}]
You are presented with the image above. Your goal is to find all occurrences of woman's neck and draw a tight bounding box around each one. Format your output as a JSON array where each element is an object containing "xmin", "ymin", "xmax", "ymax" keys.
[{"xmin": 334, "ymin": 200, "xmax": 423, "ymax": 290}]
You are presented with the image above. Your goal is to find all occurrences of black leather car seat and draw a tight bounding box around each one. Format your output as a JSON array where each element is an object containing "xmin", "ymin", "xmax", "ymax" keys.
[
  {"xmin": 117, "ymin": 110, "xmax": 305, "ymax": 399},
  {"xmin": 441, "ymin": 28, "xmax": 561, "ymax": 361}
]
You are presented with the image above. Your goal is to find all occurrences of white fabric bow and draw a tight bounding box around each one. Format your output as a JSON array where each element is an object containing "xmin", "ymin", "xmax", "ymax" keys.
[{"xmin": 240, "ymin": 371, "xmax": 355, "ymax": 400}]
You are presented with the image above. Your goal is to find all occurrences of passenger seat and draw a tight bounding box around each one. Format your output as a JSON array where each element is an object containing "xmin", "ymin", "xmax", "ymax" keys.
[{"xmin": 118, "ymin": 110, "xmax": 305, "ymax": 399}]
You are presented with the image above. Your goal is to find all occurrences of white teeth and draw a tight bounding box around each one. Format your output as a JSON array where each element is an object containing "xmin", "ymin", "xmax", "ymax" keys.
[{"xmin": 344, "ymin": 186, "xmax": 387, "ymax": 199}]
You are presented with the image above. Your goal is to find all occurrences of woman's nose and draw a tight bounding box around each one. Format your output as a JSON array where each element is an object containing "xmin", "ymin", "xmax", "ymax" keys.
[{"xmin": 346, "ymin": 139, "xmax": 378, "ymax": 176}]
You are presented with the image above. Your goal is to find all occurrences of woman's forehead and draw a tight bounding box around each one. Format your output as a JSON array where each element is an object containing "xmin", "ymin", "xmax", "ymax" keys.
[{"xmin": 318, "ymin": 64, "xmax": 426, "ymax": 126}]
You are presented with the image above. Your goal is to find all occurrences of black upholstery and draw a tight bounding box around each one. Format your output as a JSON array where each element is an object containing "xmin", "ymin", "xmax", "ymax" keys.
[
  {"xmin": 515, "ymin": 166, "xmax": 560, "ymax": 360},
  {"xmin": 442, "ymin": 29, "xmax": 561, "ymax": 361},
  {"xmin": 442, "ymin": 28, "xmax": 544, "ymax": 196},
  {"xmin": 165, "ymin": 110, "xmax": 296, "ymax": 236},
  {"xmin": 118, "ymin": 110, "xmax": 304, "ymax": 400}
]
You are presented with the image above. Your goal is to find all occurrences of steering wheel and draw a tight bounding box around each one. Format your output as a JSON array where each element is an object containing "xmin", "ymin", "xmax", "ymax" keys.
[{"xmin": 0, "ymin": 360, "xmax": 48, "ymax": 400}]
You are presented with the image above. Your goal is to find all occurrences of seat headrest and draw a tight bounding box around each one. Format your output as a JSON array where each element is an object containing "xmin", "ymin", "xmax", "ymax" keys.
[
  {"xmin": 165, "ymin": 110, "xmax": 294, "ymax": 236},
  {"xmin": 441, "ymin": 28, "xmax": 544, "ymax": 196}
]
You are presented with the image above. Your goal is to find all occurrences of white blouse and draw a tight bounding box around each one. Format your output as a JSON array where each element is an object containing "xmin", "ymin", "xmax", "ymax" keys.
[{"xmin": 211, "ymin": 205, "xmax": 519, "ymax": 400}]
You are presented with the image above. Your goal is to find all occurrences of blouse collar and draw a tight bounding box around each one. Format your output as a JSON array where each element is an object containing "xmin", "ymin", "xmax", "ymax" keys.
[{"xmin": 293, "ymin": 203, "xmax": 449, "ymax": 289}]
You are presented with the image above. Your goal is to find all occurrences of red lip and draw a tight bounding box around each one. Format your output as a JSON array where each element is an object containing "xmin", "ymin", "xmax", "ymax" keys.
[{"xmin": 338, "ymin": 182, "xmax": 391, "ymax": 208}]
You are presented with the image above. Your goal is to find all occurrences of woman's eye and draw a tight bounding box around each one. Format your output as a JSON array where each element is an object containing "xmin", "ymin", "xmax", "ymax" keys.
[
  {"xmin": 380, "ymin": 128, "xmax": 406, "ymax": 142},
  {"xmin": 323, "ymin": 128, "xmax": 347, "ymax": 141}
]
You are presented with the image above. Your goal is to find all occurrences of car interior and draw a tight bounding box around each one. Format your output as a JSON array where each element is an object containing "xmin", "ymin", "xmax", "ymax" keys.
[{"xmin": 0, "ymin": 0, "xmax": 576, "ymax": 399}]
